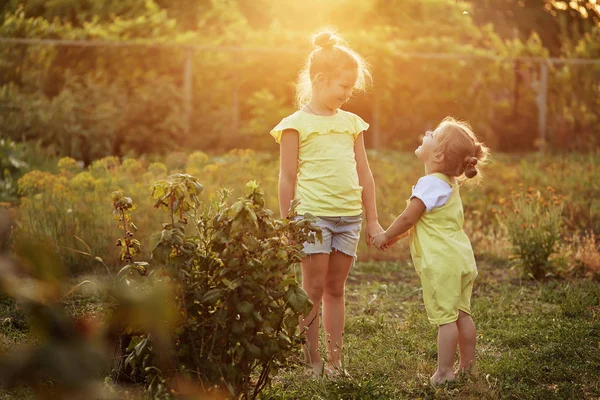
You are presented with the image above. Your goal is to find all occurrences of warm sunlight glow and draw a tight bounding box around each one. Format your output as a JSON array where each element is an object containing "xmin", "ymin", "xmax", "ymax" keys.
[
  {"xmin": 552, "ymin": 1, "xmax": 569, "ymax": 11},
  {"xmin": 554, "ymin": 0, "xmax": 600, "ymax": 17},
  {"xmin": 0, "ymin": 2, "xmax": 599, "ymax": 397}
]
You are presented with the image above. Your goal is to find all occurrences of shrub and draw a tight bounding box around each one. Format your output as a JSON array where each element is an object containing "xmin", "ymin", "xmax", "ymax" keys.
[
  {"xmin": 122, "ymin": 177, "xmax": 321, "ymax": 399},
  {"xmin": 502, "ymin": 189, "xmax": 564, "ymax": 279}
]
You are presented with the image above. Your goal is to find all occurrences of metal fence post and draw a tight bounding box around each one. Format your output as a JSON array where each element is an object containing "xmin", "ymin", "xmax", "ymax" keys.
[
  {"xmin": 183, "ymin": 47, "xmax": 193, "ymax": 135},
  {"xmin": 231, "ymin": 68, "xmax": 240, "ymax": 138},
  {"xmin": 372, "ymin": 89, "xmax": 381, "ymax": 149},
  {"xmin": 536, "ymin": 61, "xmax": 549, "ymax": 153}
]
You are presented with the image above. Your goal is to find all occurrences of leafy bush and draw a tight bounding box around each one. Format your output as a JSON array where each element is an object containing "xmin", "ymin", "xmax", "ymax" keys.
[
  {"xmin": 557, "ymin": 231, "xmax": 600, "ymax": 281},
  {"xmin": 502, "ymin": 188, "xmax": 564, "ymax": 279},
  {"xmin": 0, "ymin": 138, "xmax": 58, "ymax": 205},
  {"xmin": 1, "ymin": 72, "xmax": 184, "ymax": 163},
  {"xmin": 122, "ymin": 176, "xmax": 320, "ymax": 399},
  {"xmin": 574, "ymin": 231, "xmax": 600, "ymax": 280},
  {"xmin": 0, "ymin": 138, "xmax": 29, "ymax": 204},
  {"xmin": 16, "ymin": 156, "xmax": 165, "ymax": 273}
]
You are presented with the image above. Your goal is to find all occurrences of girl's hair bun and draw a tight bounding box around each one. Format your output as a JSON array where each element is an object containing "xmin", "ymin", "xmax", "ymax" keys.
[
  {"xmin": 314, "ymin": 32, "xmax": 337, "ymax": 49},
  {"xmin": 464, "ymin": 156, "xmax": 478, "ymax": 179}
]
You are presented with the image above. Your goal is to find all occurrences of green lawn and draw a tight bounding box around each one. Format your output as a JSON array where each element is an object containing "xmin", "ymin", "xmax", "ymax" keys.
[
  {"xmin": 1, "ymin": 261, "xmax": 599, "ymax": 400},
  {"xmin": 263, "ymin": 261, "xmax": 600, "ymax": 400}
]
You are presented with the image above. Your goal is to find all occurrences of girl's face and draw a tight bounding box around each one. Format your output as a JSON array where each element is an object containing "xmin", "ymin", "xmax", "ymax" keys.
[
  {"xmin": 315, "ymin": 68, "xmax": 357, "ymax": 110},
  {"xmin": 415, "ymin": 128, "xmax": 442, "ymax": 164}
]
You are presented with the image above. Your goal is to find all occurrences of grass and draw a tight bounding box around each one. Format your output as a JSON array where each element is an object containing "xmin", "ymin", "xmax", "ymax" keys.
[
  {"xmin": 0, "ymin": 296, "xmax": 34, "ymax": 400},
  {"xmin": 262, "ymin": 261, "xmax": 600, "ymax": 400},
  {"xmin": 1, "ymin": 260, "xmax": 599, "ymax": 400}
]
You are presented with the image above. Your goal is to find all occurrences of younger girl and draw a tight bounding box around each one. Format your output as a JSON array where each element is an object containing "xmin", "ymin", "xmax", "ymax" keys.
[
  {"xmin": 372, "ymin": 117, "xmax": 489, "ymax": 384},
  {"xmin": 270, "ymin": 31, "xmax": 382, "ymax": 376}
]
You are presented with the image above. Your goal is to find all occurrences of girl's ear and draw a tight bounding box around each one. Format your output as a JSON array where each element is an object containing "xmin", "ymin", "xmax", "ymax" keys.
[
  {"xmin": 433, "ymin": 150, "xmax": 445, "ymax": 164},
  {"xmin": 313, "ymin": 72, "xmax": 327, "ymax": 89}
]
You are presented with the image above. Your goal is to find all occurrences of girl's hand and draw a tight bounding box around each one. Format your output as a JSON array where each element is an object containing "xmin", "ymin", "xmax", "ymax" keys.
[
  {"xmin": 372, "ymin": 232, "xmax": 389, "ymax": 250},
  {"xmin": 365, "ymin": 220, "xmax": 384, "ymax": 247},
  {"xmin": 379, "ymin": 231, "xmax": 409, "ymax": 250}
]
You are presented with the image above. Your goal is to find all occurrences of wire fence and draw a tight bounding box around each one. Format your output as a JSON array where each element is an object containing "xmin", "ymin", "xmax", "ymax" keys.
[{"xmin": 1, "ymin": 37, "xmax": 600, "ymax": 152}]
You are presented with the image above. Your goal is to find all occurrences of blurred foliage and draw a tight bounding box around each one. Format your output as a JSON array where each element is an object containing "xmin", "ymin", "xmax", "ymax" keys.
[
  {"xmin": 0, "ymin": 0, "xmax": 598, "ymax": 159},
  {"xmin": 12, "ymin": 150, "xmax": 600, "ymax": 277},
  {"xmin": 0, "ymin": 138, "xmax": 29, "ymax": 205},
  {"xmin": 0, "ymin": 138, "xmax": 58, "ymax": 205},
  {"xmin": 501, "ymin": 187, "xmax": 564, "ymax": 279},
  {"xmin": 467, "ymin": 0, "xmax": 600, "ymax": 55},
  {"xmin": 0, "ymin": 231, "xmax": 111, "ymax": 398},
  {"xmin": 0, "ymin": 177, "xmax": 320, "ymax": 398}
]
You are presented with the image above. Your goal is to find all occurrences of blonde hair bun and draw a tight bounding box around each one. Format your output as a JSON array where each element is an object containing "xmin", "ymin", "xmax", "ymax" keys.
[
  {"xmin": 295, "ymin": 30, "xmax": 371, "ymax": 107},
  {"xmin": 314, "ymin": 32, "xmax": 337, "ymax": 49}
]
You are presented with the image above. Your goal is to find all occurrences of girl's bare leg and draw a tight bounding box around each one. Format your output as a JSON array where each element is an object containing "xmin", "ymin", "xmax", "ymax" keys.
[
  {"xmin": 300, "ymin": 253, "xmax": 329, "ymax": 374},
  {"xmin": 431, "ymin": 322, "xmax": 458, "ymax": 384},
  {"xmin": 456, "ymin": 310, "xmax": 477, "ymax": 374},
  {"xmin": 322, "ymin": 250, "xmax": 354, "ymax": 370}
]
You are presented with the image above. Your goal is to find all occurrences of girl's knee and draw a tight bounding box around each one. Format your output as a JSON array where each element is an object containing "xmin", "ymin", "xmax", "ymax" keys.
[
  {"xmin": 304, "ymin": 283, "xmax": 325, "ymax": 299},
  {"xmin": 323, "ymin": 282, "xmax": 345, "ymax": 298}
]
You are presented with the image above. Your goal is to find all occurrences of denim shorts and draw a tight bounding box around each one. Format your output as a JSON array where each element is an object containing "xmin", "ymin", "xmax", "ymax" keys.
[{"xmin": 297, "ymin": 215, "xmax": 363, "ymax": 258}]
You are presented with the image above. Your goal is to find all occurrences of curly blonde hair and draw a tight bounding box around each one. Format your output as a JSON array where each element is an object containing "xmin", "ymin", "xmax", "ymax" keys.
[{"xmin": 434, "ymin": 117, "xmax": 490, "ymax": 182}]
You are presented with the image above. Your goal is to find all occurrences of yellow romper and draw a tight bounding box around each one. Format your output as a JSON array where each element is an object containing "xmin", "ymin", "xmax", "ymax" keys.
[{"xmin": 409, "ymin": 173, "xmax": 478, "ymax": 326}]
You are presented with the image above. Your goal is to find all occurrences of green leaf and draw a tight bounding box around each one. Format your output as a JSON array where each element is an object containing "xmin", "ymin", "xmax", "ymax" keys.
[
  {"xmin": 244, "ymin": 341, "xmax": 261, "ymax": 358},
  {"xmin": 152, "ymin": 243, "xmax": 171, "ymax": 264},
  {"xmin": 278, "ymin": 332, "xmax": 292, "ymax": 345},
  {"xmin": 228, "ymin": 278, "xmax": 243, "ymax": 290},
  {"xmin": 201, "ymin": 289, "xmax": 224, "ymax": 305},
  {"xmin": 284, "ymin": 286, "xmax": 310, "ymax": 314},
  {"xmin": 236, "ymin": 301, "xmax": 253, "ymax": 316},
  {"xmin": 232, "ymin": 321, "xmax": 244, "ymax": 335}
]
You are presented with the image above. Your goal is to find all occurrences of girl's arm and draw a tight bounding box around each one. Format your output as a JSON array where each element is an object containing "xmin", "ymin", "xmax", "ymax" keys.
[
  {"xmin": 278, "ymin": 129, "xmax": 299, "ymax": 218},
  {"xmin": 373, "ymin": 198, "xmax": 425, "ymax": 248},
  {"xmin": 355, "ymin": 132, "xmax": 383, "ymax": 245}
]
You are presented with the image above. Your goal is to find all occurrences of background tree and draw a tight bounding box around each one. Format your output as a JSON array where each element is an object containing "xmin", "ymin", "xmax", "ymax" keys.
[{"xmin": 466, "ymin": 0, "xmax": 600, "ymax": 55}]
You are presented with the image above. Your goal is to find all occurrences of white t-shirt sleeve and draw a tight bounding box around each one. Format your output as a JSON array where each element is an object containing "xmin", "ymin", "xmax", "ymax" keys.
[{"xmin": 410, "ymin": 175, "xmax": 453, "ymax": 212}]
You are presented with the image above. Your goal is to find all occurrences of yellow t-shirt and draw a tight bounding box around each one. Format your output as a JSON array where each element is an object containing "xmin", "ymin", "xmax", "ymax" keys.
[{"xmin": 270, "ymin": 109, "xmax": 369, "ymax": 216}]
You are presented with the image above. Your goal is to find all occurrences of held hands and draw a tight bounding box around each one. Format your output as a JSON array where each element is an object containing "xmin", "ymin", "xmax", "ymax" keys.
[
  {"xmin": 366, "ymin": 221, "xmax": 408, "ymax": 251},
  {"xmin": 372, "ymin": 230, "xmax": 408, "ymax": 251},
  {"xmin": 365, "ymin": 220, "xmax": 384, "ymax": 247},
  {"xmin": 371, "ymin": 231, "xmax": 389, "ymax": 249}
]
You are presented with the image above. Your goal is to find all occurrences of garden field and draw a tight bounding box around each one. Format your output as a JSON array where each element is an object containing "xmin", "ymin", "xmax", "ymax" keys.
[{"xmin": 0, "ymin": 150, "xmax": 599, "ymax": 400}]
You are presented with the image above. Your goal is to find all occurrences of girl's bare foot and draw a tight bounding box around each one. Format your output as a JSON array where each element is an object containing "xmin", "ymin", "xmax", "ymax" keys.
[
  {"xmin": 454, "ymin": 364, "xmax": 478, "ymax": 378},
  {"xmin": 326, "ymin": 363, "xmax": 351, "ymax": 378},
  {"xmin": 430, "ymin": 370, "xmax": 455, "ymax": 385},
  {"xmin": 309, "ymin": 360, "xmax": 334, "ymax": 377}
]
